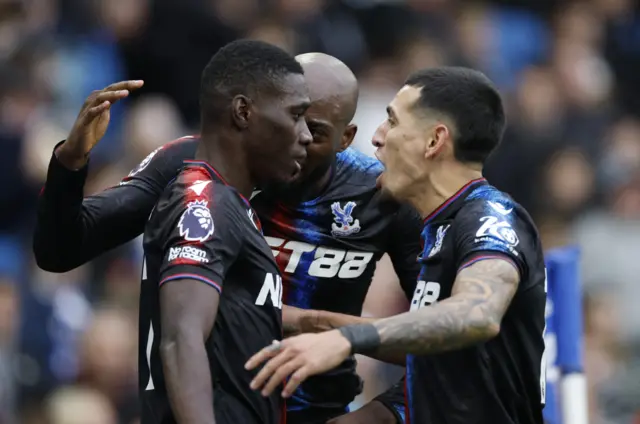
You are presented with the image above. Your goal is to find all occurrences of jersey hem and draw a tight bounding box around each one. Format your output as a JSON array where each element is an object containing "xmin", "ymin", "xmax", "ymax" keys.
[{"xmin": 159, "ymin": 273, "xmax": 222, "ymax": 293}]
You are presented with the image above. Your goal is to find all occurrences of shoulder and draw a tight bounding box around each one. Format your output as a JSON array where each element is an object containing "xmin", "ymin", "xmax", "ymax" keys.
[
  {"xmin": 458, "ymin": 185, "xmax": 530, "ymax": 226},
  {"xmin": 454, "ymin": 185, "xmax": 540, "ymax": 251},
  {"xmin": 334, "ymin": 148, "xmax": 384, "ymax": 185},
  {"xmin": 123, "ymin": 135, "xmax": 199, "ymax": 182}
]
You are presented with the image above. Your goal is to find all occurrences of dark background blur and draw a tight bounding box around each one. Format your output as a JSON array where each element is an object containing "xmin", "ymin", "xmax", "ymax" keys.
[{"xmin": 1, "ymin": 0, "xmax": 640, "ymax": 423}]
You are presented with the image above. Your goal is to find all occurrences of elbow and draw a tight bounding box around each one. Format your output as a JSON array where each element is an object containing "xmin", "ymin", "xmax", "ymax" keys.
[
  {"xmin": 159, "ymin": 327, "xmax": 203, "ymax": 360},
  {"xmin": 469, "ymin": 318, "xmax": 501, "ymax": 342},
  {"xmin": 482, "ymin": 320, "xmax": 501, "ymax": 340},
  {"xmin": 33, "ymin": 246, "xmax": 69, "ymax": 273}
]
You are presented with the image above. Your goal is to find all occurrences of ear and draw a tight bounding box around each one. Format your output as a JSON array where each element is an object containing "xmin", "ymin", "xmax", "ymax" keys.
[
  {"xmin": 231, "ymin": 95, "xmax": 252, "ymax": 129},
  {"xmin": 425, "ymin": 123, "xmax": 449, "ymax": 159},
  {"xmin": 338, "ymin": 124, "xmax": 358, "ymax": 152}
]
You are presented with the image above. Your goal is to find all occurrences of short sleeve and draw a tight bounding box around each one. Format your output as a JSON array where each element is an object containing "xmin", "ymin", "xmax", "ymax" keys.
[
  {"xmin": 158, "ymin": 179, "xmax": 243, "ymax": 293},
  {"xmin": 387, "ymin": 204, "xmax": 423, "ymax": 298},
  {"xmin": 454, "ymin": 199, "xmax": 530, "ymax": 279},
  {"xmin": 373, "ymin": 376, "xmax": 406, "ymax": 424}
]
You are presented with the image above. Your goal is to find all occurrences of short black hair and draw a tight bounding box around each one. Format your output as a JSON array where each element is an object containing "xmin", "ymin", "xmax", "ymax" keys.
[
  {"xmin": 404, "ymin": 67, "xmax": 506, "ymax": 164},
  {"xmin": 200, "ymin": 39, "xmax": 304, "ymax": 126}
]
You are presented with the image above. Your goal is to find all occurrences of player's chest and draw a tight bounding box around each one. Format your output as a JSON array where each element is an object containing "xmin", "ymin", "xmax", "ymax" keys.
[
  {"xmin": 228, "ymin": 217, "xmax": 284, "ymax": 309},
  {"xmin": 409, "ymin": 221, "xmax": 458, "ymax": 312},
  {"xmin": 255, "ymin": 197, "xmax": 391, "ymax": 281}
]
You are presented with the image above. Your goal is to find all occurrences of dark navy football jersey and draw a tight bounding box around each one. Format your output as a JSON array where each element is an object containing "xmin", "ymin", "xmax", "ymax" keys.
[
  {"xmin": 140, "ymin": 162, "xmax": 284, "ymax": 424},
  {"xmin": 404, "ymin": 178, "xmax": 546, "ymax": 424},
  {"xmin": 35, "ymin": 136, "xmax": 420, "ymax": 421},
  {"xmin": 251, "ymin": 147, "xmax": 422, "ymax": 413}
]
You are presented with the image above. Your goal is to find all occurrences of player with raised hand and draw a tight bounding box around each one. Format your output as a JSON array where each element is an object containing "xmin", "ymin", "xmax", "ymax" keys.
[
  {"xmin": 33, "ymin": 52, "xmax": 419, "ymax": 424},
  {"xmin": 55, "ymin": 80, "xmax": 144, "ymax": 170},
  {"xmin": 246, "ymin": 67, "xmax": 548, "ymax": 424}
]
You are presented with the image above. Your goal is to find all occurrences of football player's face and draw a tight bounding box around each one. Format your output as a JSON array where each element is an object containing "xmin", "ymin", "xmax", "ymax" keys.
[
  {"xmin": 374, "ymin": 85, "xmax": 431, "ymax": 200},
  {"xmin": 248, "ymin": 73, "xmax": 312, "ymax": 185}
]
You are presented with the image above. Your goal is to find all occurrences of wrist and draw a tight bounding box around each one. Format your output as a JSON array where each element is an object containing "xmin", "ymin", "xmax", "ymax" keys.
[
  {"xmin": 338, "ymin": 324, "xmax": 380, "ymax": 355},
  {"xmin": 55, "ymin": 141, "xmax": 89, "ymax": 170}
]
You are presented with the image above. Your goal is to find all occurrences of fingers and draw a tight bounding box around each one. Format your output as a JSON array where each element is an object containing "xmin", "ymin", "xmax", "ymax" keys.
[
  {"xmin": 85, "ymin": 101, "xmax": 111, "ymax": 119},
  {"xmin": 94, "ymin": 89, "xmax": 130, "ymax": 105},
  {"xmin": 104, "ymin": 80, "xmax": 144, "ymax": 92},
  {"xmin": 249, "ymin": 348, "xmax": 293, "ymax": 392},
  {"xmin": 261, "ymin": 358, "xmax": 302, "ymax": 397},
  {"xmin": 282, "ymin": 367, "xmax": 309, "ymax": 398},
  {"xmin": 245, "ymin": 341, "xmax": 282, "ymax": 371}
]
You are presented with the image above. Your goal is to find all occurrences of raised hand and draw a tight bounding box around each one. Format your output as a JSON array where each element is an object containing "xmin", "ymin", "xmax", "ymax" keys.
[{"xmin": 56, "ymin": 80, "xmax": 144, "ymax": 169}]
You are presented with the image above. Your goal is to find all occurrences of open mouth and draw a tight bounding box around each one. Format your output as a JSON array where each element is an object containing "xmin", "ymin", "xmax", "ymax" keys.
[{"xmin": 374, "ymin": 148, "xmax": 385, "ymax": 165}]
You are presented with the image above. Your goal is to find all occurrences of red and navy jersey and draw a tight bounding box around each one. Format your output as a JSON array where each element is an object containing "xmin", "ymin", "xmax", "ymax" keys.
[
  {"xmin": 252, "ymin": 147, "xmax": 421, "ymax": 412},
  {"xmin": 34, "ymin": 136, "xmax": 421, "ymax": 418},
  {"xmin": 140, "ymin": 162, "xmax": 284, "ymax": 424},
  {"xmin": 405, "ymin": 178, "xmax": 546, "ymax": 424}
]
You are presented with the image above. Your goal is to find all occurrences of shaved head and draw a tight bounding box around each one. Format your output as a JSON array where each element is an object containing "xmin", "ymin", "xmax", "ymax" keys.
[{"xmin": 296, "ymin": 52, "xmax": 358, "ymax": 124}]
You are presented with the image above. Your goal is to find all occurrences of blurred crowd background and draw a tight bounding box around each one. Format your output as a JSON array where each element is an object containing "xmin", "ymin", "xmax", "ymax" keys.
[{"xmin": 1, "ymin": 0, "xmax": 640, "ymax": 423}]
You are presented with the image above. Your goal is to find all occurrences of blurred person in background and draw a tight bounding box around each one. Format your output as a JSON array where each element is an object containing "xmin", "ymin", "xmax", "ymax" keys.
[{"xmin": 45, "ymin": 385, "xmax": 117, "ymax": 424}]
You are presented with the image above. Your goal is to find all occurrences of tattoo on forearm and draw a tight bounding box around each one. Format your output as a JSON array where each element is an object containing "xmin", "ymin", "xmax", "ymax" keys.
[{"xmin": 372, "ymin": 258, "xmax": 519, "ymax": 357}]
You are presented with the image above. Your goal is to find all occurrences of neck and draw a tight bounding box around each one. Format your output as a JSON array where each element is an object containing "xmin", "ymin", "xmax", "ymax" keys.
[
  {"xmin": 197, "ymin": 130, "xmax": 254, "ymax": 198},
  {"xmin": 407, "ymin": 160, "xmax": 483, "ymax": 219}
]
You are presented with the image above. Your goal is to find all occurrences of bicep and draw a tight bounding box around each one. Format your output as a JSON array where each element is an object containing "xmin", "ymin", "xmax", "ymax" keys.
[
  {"xmin": 451, "ymin": 258, "xmax": 520, "ymax": 318},
  {"xmin": 160, "ymin": 279, "xmax": 220, "ymax": 341}
]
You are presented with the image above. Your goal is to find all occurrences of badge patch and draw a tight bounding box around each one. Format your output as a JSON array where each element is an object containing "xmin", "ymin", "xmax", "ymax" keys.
[
  {"xmin": 331, "ymin": 201, "xmax": 361, "ymax": 237},
  {"xmin": 178, "ymin": 200, "xmax": 214, "ymax": 242}
]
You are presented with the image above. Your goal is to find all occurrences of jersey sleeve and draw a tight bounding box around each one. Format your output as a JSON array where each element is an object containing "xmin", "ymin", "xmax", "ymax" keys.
[
  {"xmin": 33, "ymin": 139, "xmax": 191, "ymax": 272},
  {"xmin": 373, "ymin": 375, "xmax": 407, "ymax": 424},
  {"xmin": 158, "ymin": 183, "xmax": 243, "ymax": 293},
  {"xmin": 387, "ymin": 204, "xmax": 423, "ymax": 298},
  {"xmin": 453, "ymin": 199, "xmax": 530, "ymax": 279}
]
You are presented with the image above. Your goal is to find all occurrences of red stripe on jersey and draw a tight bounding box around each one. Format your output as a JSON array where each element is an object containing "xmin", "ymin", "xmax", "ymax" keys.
[
  {"xmin": 165, "ymin": 135, "xmax": 197, "ymax": 147},
  {"xmin": 181, "ymin": 166, "xmax": 214, "ymax": 206},
  {"xmin": 39, "ymin": 186, "xmax": 45, "ymax": 196},
  {"xmin": 458, "ymin": 253, "xmax": 518, "ymax": 274},
  {"xmin": 159, "ymin": 273, "xmax": 222, "ymax": 293},
  {"xmin": 280, "ymin": 397, "xmax": 287, "ymax": 424},
  {"xmin": 423, "ymin": 177, "xmax": 486, "ymax": 224},
  {"xmin": 404, "ymin": 377, "xmax": 411, "ymax": 424}
]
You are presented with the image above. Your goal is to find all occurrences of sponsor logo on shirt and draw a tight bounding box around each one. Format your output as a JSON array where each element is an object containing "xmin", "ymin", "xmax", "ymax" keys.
[{"xmin": 168, "ymin": 246, "xmax": 209, "ymax": 263}]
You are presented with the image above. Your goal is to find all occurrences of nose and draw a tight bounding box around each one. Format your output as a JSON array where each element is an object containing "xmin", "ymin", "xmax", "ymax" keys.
[
  {"xmin": 372, "ymin": 121, "xmax": 388, "ymax": 148},
  {"xmin": 299, "ymin": 120, "xmax": 313, "ymax": 146}
]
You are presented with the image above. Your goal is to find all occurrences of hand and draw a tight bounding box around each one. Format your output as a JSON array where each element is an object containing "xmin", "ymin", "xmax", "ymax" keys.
[
  {"xmin": 326, "ymin": 401, "xmax": 399, "ymax": 424},
  {"xmin": 245, "ymin": 330, "xmax": 351, "ymax": 398},
  {"xmin": 57, "ymin": 80, "xmax": 144, "ymax": 169}
]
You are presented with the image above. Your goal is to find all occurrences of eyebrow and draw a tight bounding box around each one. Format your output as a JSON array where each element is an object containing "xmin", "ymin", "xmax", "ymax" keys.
[{"xmin": 306, "ymin": 118, "xmax": 332, "ymax": 129}]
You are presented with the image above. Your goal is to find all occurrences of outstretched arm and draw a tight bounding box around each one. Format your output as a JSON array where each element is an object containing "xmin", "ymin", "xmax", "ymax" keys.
[
  {"xmin": 282, "ymin": 305, "xmax": 376, "ymax": 337},
  {"xmin": 246, "ymin": 257, "xmax": 519, "ymax": 397},
  {"xmin": 367, "ymin": 258, "xmax": 519, "ymax": 361}
]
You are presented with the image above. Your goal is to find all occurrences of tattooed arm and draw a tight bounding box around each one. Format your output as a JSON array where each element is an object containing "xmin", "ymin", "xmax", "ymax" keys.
[{"xmin": 366, "ymin": 258, "xmax": 519, "ymax": 361}]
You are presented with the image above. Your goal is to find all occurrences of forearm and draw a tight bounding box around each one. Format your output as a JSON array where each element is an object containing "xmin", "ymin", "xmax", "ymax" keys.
[
  {"xmin": 161, "ymin": 334, "xmax": 216, "ymax": 424},
  {"xmin": 371, "ymin": 295, "xmax": 498, "ymax": 358},
  {"xmin": 283, "ymin": 306, "xmax": 376, "ymax": 337},
  {"xmin": 34, "ymin": 146, "xmax": 89, "ymax": 272}
]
